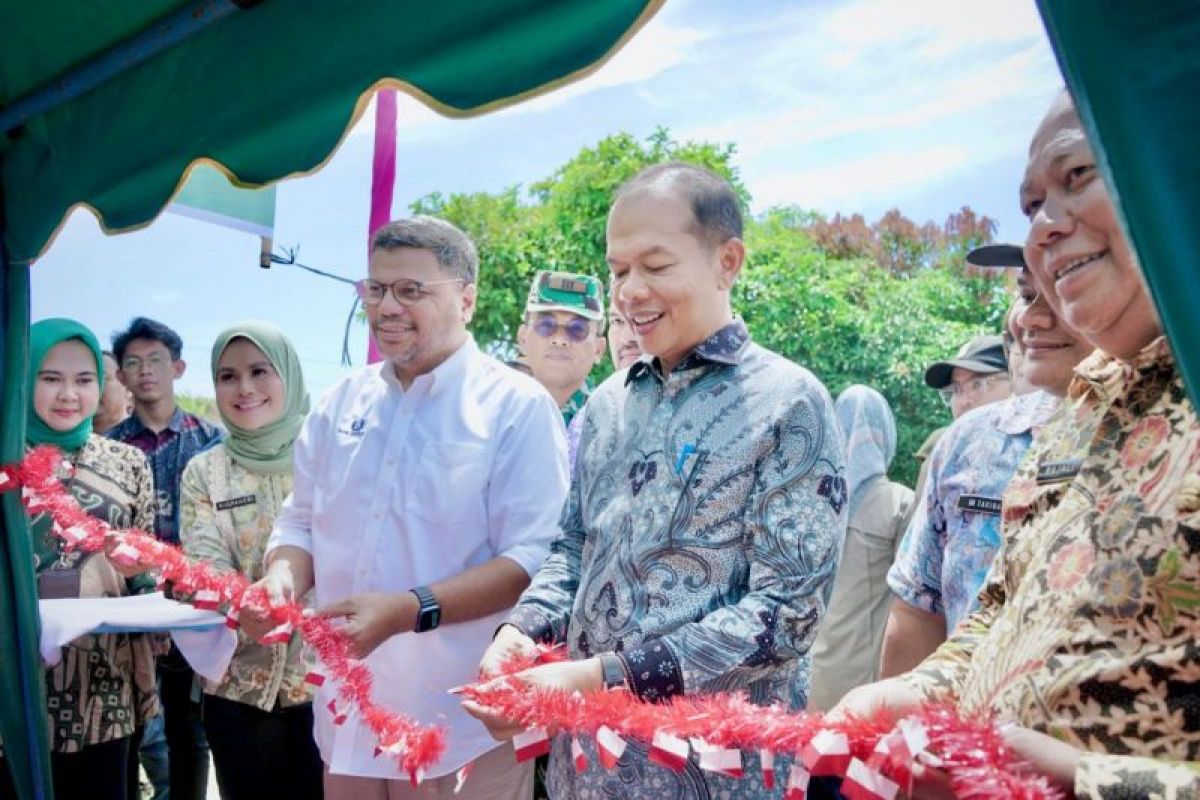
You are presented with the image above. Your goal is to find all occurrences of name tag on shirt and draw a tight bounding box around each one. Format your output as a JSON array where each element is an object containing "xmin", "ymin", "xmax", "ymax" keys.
[
  {"xmin": 957, "ymin": 495, "xmax": 1002, "ymax": 516},
  {"xmin": 215, "ymin": 495, "xmax": 256, "ymax": 512},
  {"xmin": 1037, "ymin": 458, "xmax": 1082, "ymax": 484}
]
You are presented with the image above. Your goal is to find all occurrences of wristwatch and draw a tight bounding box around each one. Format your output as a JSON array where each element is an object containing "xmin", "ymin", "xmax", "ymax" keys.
[
  {"xmin": 409, "ymin": 586, "xmax": 441, "ymax": 633},
  {"xmin": 599, "ymin": 652, "xmax": 628, "ymax": 690}
]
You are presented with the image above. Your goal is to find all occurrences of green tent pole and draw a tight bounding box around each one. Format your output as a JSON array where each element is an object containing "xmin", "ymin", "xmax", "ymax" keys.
[{"xmin": 0, "ymin": 190, "xmax": 53, "ymax": 799}]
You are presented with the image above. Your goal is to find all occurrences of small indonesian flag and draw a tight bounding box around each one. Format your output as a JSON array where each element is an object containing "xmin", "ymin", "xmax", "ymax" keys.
[
  {"xmin": 22, "ymin": 487, "xmax": 48, "ymax": 514},
  {"xmin": 326, "ymin": 698, "xmax": 348, "ymax": 726},
  {"xmin": 60, "ymin": 525, "xmax": 92, "ymax": 548},
  {"xmin": 595, "ymin": 725, "xmax": 627, "ymax": 770},
  {"xmin": 761, "ymin": 750, "xmax": 776, "ymax": 789},
  {"xmin": 512, "ymin": 728, "xmax": 551, "ymax": 762},
  {"xmin": 304, "ymin": 671, "xmax": 326, "ymax": 687},
  {"xmin": 572, "ymin": 737, "xmax": 588, "ymax": 772},
  {"xmin": 648, "ymin": 730, "xmax": 689, "ymax": 772},
  {"xmin": 224, "ymin": 611, "xmax": 240, "ymax": 630},
  {"xmin": 454, "ymin": 761, "xmax": 474, "ymax": 794},
  {"xmin": 259, "ymin": 621, "xmax": 293, "ymax": 645},
  {"xmin": 0, "ymin": 469, "xmax": 17, "ymax": 492},
  {"xmin": 108, "ymin": 542, "xmax": 142, "ymax": 567},
  {"xmin": 784, "ymin": 764, "xmax": 811, "ymax": 800},
  {"xmin": 841, "ymin": 757, "xmax": 899, "ymax": 800},
  {"xmin": 801, "ymin": 729, "xmax": 852, "ymax": 776},
  {"xmin": 193, "ymin": 589, "xmax": 221, "ymax": 610},
  {"xmin": 409, "ymin": 768, "xmax": 425, "ymax": 787},
  {"xmin": 374, "ymin": 738, "xmax": 404, "ymax": 760},
  {"xmin": 690, "ymin": 738, "xmax": 743, "ymax": 779}
]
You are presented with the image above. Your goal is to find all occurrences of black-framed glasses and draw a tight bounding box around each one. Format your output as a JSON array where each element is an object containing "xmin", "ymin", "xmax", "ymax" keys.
[
  {"xmin": 532, "ymin": 315, "xmax": 593, "ymax": 343},
  {"xmin": 938, "ymin": 373, "xmax": 1009, "ymax": 405},
  {"xmin": 356, "ymin": 277, "xmax": 464, "ymax": 307}
]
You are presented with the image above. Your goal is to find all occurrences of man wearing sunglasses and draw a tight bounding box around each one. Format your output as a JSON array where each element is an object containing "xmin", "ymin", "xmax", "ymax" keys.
[
  {"xmin": 517, "ymin": 270, "xmax": 607, "ymax": 430},
  {"xmin": 879, "ymin": 244, "xmax": 1090, "ymax": 680},
  {"xmin": 250, "ymin": 216, "xmax": 568, "ymax": 798}
]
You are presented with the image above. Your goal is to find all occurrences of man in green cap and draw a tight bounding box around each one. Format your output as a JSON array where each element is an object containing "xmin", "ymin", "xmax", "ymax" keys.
[{"xmin": 517, "ymin": 270, "xmax": 607, "ymax": 461}]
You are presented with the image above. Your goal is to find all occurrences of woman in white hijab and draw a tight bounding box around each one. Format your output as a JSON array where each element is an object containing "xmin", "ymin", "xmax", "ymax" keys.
[{"xmin": 808, "ymin": 385, "xmax": 913, "ymax": 710}]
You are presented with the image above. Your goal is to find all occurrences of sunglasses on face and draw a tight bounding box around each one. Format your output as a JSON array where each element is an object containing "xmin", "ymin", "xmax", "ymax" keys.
[
  {"xmin": 938, "ymin": 373, "xmax": 1008, "ymax": 405},
  {"xmin": 531, "ymin": 315, "xmax": 593, "ymax": 343}
]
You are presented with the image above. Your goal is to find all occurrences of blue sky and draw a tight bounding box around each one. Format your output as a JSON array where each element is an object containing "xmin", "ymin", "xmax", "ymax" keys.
[{"xmin": 31, "ymin": 0, "xmax": 1064, "ymax": 398}]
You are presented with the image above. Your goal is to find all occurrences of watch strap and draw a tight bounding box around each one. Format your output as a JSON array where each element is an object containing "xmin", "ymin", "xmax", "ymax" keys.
[{"xmin": 409, "ymin": 585, "xmax": 441, "ymax": 633}]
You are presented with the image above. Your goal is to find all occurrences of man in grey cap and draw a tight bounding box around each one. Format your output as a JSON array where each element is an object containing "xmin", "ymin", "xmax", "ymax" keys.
[{"xmin": 924, "ymin": 334, "xmax": 1012, "ymax": 419}]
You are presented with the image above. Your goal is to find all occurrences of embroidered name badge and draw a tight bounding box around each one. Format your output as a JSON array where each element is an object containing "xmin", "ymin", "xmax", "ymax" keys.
[
  {"xmin": 337, "ymin": 417, "xmax": 368, "ymax": 436},
  {"xmin": 1037, "ymin": 458, "xmax": 1082, "ymax": 484},
  {"xmin": 215, "ymin": 495, "xmax": 256, "ymax": 512},
  {"xmin": 957, "ymin": 494, "xmax": 1002, "ymax": 516}
]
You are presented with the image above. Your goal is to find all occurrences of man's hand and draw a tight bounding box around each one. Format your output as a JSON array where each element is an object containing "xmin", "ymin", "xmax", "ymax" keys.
[
  {"xmin": 463, "ymin": 656, "xmax": 603, "ymax": 741},
  {"xmin": 239, "ymin": 569, "xmax": 295, "ymax": 643},
  {"xmin": 478, "ymin": 624, "xmax": 537, "ymax": 678},
  {"xmin": 827, "ymin": 676, "xmax": 923, "ymax": 723},
  {"xmin": 317, "ymin": 592, "xmax": 416, "ymax": 660},
  {"xmin": 1000, "ymin": 724, "xmax": 1080, "ymax": 794}
]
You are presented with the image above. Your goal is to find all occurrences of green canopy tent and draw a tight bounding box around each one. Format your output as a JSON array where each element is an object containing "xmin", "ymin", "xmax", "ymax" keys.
[
  {"xmin": 0, "ymin": 2, "xmax": 660, "ymax": 796},
  {"xmin": 3, "ymin": 0, "xmax": 1198, "ymax": 797}
]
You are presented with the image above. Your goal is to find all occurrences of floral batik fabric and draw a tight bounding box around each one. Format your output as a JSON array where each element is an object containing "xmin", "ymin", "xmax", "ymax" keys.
[
  {"xmin": 907, "ymin": 339, "xmax": 1200, "ymax": 800},
  {"xmin": 889, "ymin": 389, "xmax": 1059, "ymax": 630},
  {"xmin": 32, "ymin": 435, "xmax": 160, "ymax": 752},
  {"xmin": 509, "ymin": 320, "xmax": 847, "ymax": 799},
  {"xmin": 180, "ymin": 445, "xmax": 313, "ymax": 711}
]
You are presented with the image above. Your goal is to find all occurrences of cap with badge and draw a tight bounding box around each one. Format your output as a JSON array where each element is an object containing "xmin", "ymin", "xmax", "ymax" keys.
[
  {"xmin": 525, "ymin": 270, "xmax": 605, "ymax": 322},
  {"xmin": 924, "ymin": 334, "xmax": 1008, "ymax": 389},
  {"xmin": 966, "ymin": 243, "xmax": 1025, "ymax": 268}
]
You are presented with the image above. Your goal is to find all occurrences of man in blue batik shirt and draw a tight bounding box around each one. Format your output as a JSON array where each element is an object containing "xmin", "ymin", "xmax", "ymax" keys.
[
  {"xmin": 880, "ymin": 245, "xmax": 1092, "ymax": 679},
  {"xmin": 468, "ymin": 163, "xmax": 847, "ymax": 799}
]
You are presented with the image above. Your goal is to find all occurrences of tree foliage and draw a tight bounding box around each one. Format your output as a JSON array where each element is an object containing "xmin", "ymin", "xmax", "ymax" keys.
[{"xmin": 411, "ymin": 130, "xmax": 1010, "ymax": 487}]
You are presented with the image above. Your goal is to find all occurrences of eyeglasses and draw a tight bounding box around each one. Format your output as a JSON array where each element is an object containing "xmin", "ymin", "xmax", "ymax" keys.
[
  {"xmin": 121, "ymin": 353, "xmax": 170, "ymax": 371},
  {"xmin": 356, "ymin": 277, "xmax": 464, "ymax": 306},
  {"xmin": 938, "ymin": 373, "xmax": 1008, "ymax": 405},
  {"xmin": 531, "ymin": 315, "xmax": 593, "ymax": 343}
]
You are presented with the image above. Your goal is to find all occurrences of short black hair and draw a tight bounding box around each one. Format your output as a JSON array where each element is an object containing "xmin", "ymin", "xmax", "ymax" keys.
[
  {"xmin": 371, "ymin": 216, "xmax": 479, "ymax": 284},
  {"xmin": 112, "ymin": 317, "xmax": 183, "ymax": 363},
  {"xmin": 614, "ymin": 162, "xmax": 743, "ymax": 247}
]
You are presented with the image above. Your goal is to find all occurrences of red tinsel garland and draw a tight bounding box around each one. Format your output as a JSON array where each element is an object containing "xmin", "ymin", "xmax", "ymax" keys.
[
  {"xmin": 2, "ymin": 447, "xmax": 1065, "ymax": 796},
  {"xmin": 455, "ymin": 644, "xmax": 1064, "ymax": 798},
  {"xmin": 3, "ymin": 446, "xmax": 444, "ymax": 781}
]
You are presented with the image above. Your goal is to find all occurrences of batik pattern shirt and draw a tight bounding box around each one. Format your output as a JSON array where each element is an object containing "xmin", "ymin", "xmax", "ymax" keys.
[
  {"xmin": 509, "ymin": 321, "xmax": 847, "ymax": 799},
  {"xmin": 180, "ymin": 445, "xmax": 313, "ymax": 711},
  {"xmin": 108, "ymin": 407, "xmax": 223, "ymax": 544},
  {"xmin": 31, "ymin": 435, "xmax": 160, "ymax": 752},
  {"xmin": 888, "ymin": 390, "xmax": 1060, "ymax": 630},
  {"xmin": 906, "ymin": 339, "xmax": 1200, "ymax": 800}
]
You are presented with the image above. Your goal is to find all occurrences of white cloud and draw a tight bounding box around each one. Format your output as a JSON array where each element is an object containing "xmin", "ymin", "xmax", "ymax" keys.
[{"xmin": 750, "ymin": 142, "xmax": 975, "ymax": 211}]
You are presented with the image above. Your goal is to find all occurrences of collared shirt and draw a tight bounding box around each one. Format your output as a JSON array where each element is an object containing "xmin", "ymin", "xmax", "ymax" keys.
[
  {"xmin": 509, "ymin": 320, "xmax": 846, "ymax": 799},
  {"xmin": 108, "ymin": 407, "xmax": 223, "ymax": 544},
  {"xmin": 888, "ymin": 390, "xmax": 1060, "ymax": 630},
  {"xmin": 907, "ymin": 339, "xmax": 1200, "ymax": 800},
  {"xmin": 180, "ymin": 444, "xmax": 313, "ymax": 712},
  {"xmin": 266, "ymin": 337, "xmax": 568, "ymax": 779}
]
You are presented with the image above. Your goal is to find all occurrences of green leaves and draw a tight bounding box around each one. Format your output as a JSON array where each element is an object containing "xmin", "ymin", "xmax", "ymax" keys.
[{"xmin": 413, "ymin": 129, "xmax": 1008, "ymax": 487}]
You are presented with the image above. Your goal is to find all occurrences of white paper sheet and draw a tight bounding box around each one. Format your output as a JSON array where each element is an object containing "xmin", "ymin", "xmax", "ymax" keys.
[{"xmin": 39, "ymin": 592, "xmax": 237, "ymax": 681}]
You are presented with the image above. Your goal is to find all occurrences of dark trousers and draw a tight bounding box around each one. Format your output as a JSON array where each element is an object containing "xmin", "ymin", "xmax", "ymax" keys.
[
  {"xmin": 202, "ymin": 694, "xmax": 323, "ymax": 800},
  {"xmin": 0, "ymin": 736, "xmax": 130, "ymax": 800},
  {"xmin": 159, "ymin": 644, "xmax": 210, "ymax": 800}
]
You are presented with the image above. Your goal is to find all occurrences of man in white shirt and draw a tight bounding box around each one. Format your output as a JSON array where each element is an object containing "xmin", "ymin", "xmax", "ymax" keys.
[{"xmin": 247, "ymin": 216, "xmax": 569, "ymax": 799}]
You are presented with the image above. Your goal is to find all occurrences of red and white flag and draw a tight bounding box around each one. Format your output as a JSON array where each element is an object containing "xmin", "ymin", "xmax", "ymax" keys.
[
  {"xmin": 304, "ymin": 671, "xmax": 326, "ymax": 688},
  {"xmin": 572, "ymin": 737, "xmax": 588, "ymax": 772},
  {"xmin": 761, "ymin": 750, "xmax": 776, "ymax": 789},
  {"xmin": 596, "ymin": 725, "xmax": 627, "ymax": 770},
  {"xmin": 801, "ymin": 729, "xmax": 852, "ymax": 776},
  {"xmin": 648, "ymin": 731, "xmax": 689, "ymax": 772},
  {"xmin": 842, "ymin": 757, "xmax": 900, "ymax": 800},
  {"xmin": 690, "ymin": 738, "xmax": 743, "ymax": 778},
  {"xmin": 259, "ymin": 621, "xmax": 293, "ymax": 644},
  {"xmin": 192, "ymin": 589, "xmax": 220, "ymax": 610},
  {"xmin": 513, "ymin": 728, "xmax": 551, "ymax": 762},
  {"xmin": 784, "ymin": 764, "xmax": 811, "ymax": 800}
]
